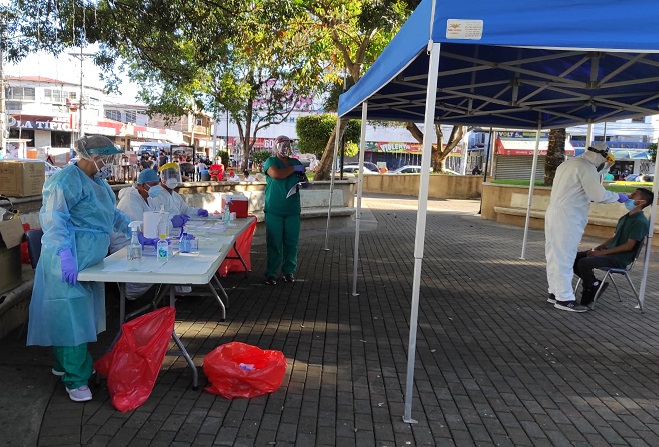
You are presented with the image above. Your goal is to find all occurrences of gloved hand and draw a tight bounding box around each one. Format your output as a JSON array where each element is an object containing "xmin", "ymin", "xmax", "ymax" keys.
[
  {"xmin": 171, "ymin": 214, "xmax": 190, "ymax": 228},
  {"xmin": 59, "ymin": 248, "xmax": 78, "ymax": 285},
  {"xmin": 617, "ymin": 193, "xmax": 629, "ymax": 203},
  {"xmin": 197, "ymin": 209, "xmax": 209, "ymax": 217},
  {"xmin": 137, "ymin": 231, "xmax": 158, "ymax": 248},
  {"xmin": 293, "ymin": 165, "xmax": 306, "ymax": 173}
]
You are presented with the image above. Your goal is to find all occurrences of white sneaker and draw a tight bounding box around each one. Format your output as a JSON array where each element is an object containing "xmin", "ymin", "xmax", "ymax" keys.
[
  {"xmin": 51, "ymin": 368, "xmax": 64, "ymax": 377},
  {"xmin": 66, "ymin": 385, "xmax": 92, "ymax": 402}
]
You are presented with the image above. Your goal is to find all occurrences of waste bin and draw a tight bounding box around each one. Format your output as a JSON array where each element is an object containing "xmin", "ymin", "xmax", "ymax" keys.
[{"xmin": 200, "ymin": 170, "xmax": 211, "ymax": 181}]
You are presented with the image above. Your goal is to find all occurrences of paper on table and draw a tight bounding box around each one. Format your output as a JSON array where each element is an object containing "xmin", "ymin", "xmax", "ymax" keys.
[
  {"xmin": 157, "ymin": 256, "xmax": 214, "ymax": 274},
  {"xmin": 286, "ymin": 182, "xmax": 303, "ymax": 199}
]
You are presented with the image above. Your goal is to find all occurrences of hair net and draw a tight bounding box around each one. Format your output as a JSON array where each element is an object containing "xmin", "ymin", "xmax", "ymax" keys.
[
  {"xmin": 75, "ymin": 135, "xmax": 122, "ymax": 162},
  {"xmin": 137, "ymin": 168, "xmax": 159, "ymax": 185},
  {"xmin": 158, "ymin": 162, "xmax": 182, "ymax": 186}
]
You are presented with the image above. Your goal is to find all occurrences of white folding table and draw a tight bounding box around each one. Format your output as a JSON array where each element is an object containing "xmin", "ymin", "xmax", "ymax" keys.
[{"xmin": 78, "ymin": 216, "xmax": 256, "ymax": 389}]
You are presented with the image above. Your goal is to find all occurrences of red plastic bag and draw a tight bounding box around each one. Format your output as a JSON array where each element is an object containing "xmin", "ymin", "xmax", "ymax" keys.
[
  {"xmin": 203, "ymin": 342, "xmax": 287, "ymax": 399},
  {"xmin": 20, "ymin": 223, "xmax": 31, "ymax": 264},
  {"xmin": 94, "ymin": 307, "xmax": 175, "ymax": 412},
  {"xmin": 218, "ymin": 217, "xmax": 256, "ymax": 277}
]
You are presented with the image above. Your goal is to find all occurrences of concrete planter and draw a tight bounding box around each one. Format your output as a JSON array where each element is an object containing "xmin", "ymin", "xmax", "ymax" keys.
[{"xmin": 361, "ymin": 173, "xmax": 482, "ymax": 199}]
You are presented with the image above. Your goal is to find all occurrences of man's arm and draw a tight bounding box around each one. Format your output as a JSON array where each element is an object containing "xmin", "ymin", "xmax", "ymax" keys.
[
  {"xmin": 266, "ymin": 164, "xmax": 297, "ymax": 180},
  {"xmin": 588, "ymin": 238, "xmax": 637, "ymax": 257},
  {"xmin": 593, "ymin": 237, "xmax": 614, "ymax": 251}
]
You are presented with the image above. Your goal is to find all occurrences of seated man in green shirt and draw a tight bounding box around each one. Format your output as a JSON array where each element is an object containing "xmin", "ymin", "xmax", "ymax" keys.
[{"xmin": 573, "ymin": 187, "xmax": 653, "ymax": 309}]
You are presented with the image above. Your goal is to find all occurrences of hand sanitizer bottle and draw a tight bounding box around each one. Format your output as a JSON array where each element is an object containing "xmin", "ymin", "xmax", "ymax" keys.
[
  {"xmin": 156, "ymin": 208, "xmax": 169, "ymax": 262},
  {"xmin": 223, "ymin": 199, "xmax": 232, "ymax": 224},
  {"xmin": 127, "ymin": 221, "xmax": 142, "ymax": 270}
]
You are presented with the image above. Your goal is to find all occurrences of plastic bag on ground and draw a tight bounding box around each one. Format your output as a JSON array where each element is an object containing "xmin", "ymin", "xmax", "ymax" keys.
[
  {"xmin": 203, "ymin": 342, "xmax": 287, "ymax": 399},
  {"xmin": 94, "ymin": 306, "xmax": 175, "ymax": 412}
]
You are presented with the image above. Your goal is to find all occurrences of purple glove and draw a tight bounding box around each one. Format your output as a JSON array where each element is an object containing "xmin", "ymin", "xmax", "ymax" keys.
[
  {"xmin": 59, "ymin": 248, "xmax": 78, "ymax": 285},
  {"xmin": 137, "ymin": 231, "xmax": 158, "ymax": 248},
  {"xmin": 197, "ymin": 209, "xmax": 209, "ymax": 217},
  {"xmin": 617, "ymin": 193, "xmax": 629, "ymax": 203},
  {"xmin": 171, "ymin": 214, "xmax": 190, "ymax": 228},
  {"xmin": 293, "ymin": 165, "xmax": 306, "ymax": 173}
]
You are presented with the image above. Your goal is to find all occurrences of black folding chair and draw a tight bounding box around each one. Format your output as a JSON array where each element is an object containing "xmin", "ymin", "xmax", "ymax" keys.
[{"xmin": 575, "ymin": 236, "xmax": 647, "ymax": 312}]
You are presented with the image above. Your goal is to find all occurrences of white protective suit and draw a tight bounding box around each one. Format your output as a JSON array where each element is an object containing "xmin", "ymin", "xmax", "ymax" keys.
[
  {"xmin": 148, "ymin": 188, "xmax": 199, "ymax": 219},
  {"xmin": 110, "ymin": 186, "xmax": 154, "ymax": 299},
  {"xmin": 545, "ymin": 150, "xmax": 620, "ymax": 302}
]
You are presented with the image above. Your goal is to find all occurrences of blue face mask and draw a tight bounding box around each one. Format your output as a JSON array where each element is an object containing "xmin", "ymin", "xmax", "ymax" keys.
[
  {"xmin": 148, "ymin": 185, "xmax": 164, "ymax": 198},
  {"xmin": 624, "ymin": 199, "xmax": 637, "ymax": 211}
]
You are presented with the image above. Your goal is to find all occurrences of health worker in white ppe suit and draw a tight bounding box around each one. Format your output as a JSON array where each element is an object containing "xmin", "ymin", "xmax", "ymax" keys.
[
  {"xmin": 108, "ymin": 169, "xmax": 189, "ymax": 299},
  {"xmin": 147, "ymin": 162, "xmax": 209, "ymax": 219},
  {"xmin": 545, "ymin": 142, "xmax": 628, "ymax": 312}
]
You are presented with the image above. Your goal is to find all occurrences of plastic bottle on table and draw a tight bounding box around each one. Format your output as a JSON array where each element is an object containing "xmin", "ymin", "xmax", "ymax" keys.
[
  {"xmin": 127, "ymin": 221, "xmax": 142, "ymax": 270},
  {"xmin": 180, "ymin": 232, "xmax": 190, "ymax": 253},
  {"xmin": 223, "ymin": 199, "xmax": 232, "ymax": 224},
  {"xmin": 156, "ymin": 207, "xmax": 169, "ymax": 262}
]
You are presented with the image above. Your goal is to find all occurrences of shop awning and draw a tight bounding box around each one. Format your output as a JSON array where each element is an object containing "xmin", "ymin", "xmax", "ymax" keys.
[{"xmin": 495, "ymin": 137, "xmax": 575, "ymax": 156}]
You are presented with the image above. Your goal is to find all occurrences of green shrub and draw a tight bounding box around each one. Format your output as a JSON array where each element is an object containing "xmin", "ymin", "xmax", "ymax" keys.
[
  {"xmin": 216, "ymin": 150, "xmax": 229, "ymax": 167},
  {"xmin": 296, "ymin": 114, "xmax": 361, "ymax": 157},
  {"xmin": 251, "ymin": 150, "xmax": 272, "ymax": 169}
]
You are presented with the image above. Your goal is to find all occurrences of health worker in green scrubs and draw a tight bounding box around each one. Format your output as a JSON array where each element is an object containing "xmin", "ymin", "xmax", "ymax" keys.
[{"xmin": 263, "ymin": 135, "xmax": 307, "ymax": 285}]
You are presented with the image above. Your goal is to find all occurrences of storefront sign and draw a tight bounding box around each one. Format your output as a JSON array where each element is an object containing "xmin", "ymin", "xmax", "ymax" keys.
[{"xmin": 7, "ymin": 115, "xmax": 72, "ymax": 131}]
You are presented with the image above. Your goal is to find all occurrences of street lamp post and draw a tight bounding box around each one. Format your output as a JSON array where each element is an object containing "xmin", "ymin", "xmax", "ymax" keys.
[{"xmin": 68, "ymin": 49, "xmax": 94, "ymax": 141}]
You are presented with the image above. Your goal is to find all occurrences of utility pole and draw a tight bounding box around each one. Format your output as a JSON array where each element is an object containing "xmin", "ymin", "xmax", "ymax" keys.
[{"xmin": 68, "ymin": 49, "xmax": 94, "ymax": 140}]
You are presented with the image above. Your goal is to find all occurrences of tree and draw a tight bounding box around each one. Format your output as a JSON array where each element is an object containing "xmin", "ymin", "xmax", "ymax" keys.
[
  {"xmin": 2, "ymin": 0, "xmax": 325, "ymax": 170},
  {"xmin": 648, "ymin": 142, "xmax": 657, "ymax": 163},
  {"xmin": 405, "ymin": 122, "xmax": 465, "ymax": 173},
  {"xmin": 301, "ymin": 0, "xmax": 419, "ymax": 180},
  {"xmin": 296, "ymin": 114, "xmax": 360, "ymax": 158},
  {"xmin": 544, "ymin": 128, "xmax": 566, "ymax": 186}
]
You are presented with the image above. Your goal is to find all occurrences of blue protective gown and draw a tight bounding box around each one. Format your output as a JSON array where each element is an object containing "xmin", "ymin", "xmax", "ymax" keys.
[{"xmin": 27, "ymin": 164, "xmax": 130, "ymax": 347}]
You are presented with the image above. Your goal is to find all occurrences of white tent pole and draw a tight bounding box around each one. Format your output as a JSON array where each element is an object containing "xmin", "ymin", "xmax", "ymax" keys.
[
  {"xmin": 585, "ymin": 123, "xmax": 593, "ymax": 149},
  {"xmin": 403, "ymin": 41, "xmax": 442, "ymax": 424},
  {"xmin": 520, "ymin": 123, "xmax": 542, "ymax": 260},
  {"xmin": 350, "ymin": 102, "xmax": 368, "ymax": 296},
  {"xmin": 636, "ymin": 143, "xmax": 659, "ymax": 310},
  {"xmin": 324, "ymin": 115, "xmax": 342, "ymax": 250}
]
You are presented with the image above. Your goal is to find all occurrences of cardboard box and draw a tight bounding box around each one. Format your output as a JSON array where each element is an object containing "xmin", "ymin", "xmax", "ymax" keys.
[
  {"xmin": 0, "ymin": 218, "xmax": 24, "ymax": 295},
  {"xmin": 221, "ymin": 194, "xmax": 249, "ymax": 218},
  {"xmin": 0, "ymin": 161, "xmax": 46, "ymax": 197}
]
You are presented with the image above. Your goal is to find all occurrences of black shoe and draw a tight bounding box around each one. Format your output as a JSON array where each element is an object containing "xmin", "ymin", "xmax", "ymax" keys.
[
  {"xmin": 265, "ymin": 277, "xmax": 277, "ymax": 285},
  {"xmin": 283, "ymin": 274, "xmax": 295, "ymax": 283},
  {"xmin": 547, "ymin": 293, "xmax": 556, "ymax": 304},
  {"xmin": 554, "ymin": 300, "xmax": 588, "ymax": 313}
]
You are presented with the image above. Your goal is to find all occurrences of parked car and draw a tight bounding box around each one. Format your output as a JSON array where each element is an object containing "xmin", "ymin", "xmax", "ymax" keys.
[
  {"xmin": 624, "ymin": 174, "xmax": 639, "ymax": 182},
  {"xmin": 341, "ymin": 164, "xmax": 379, "ymax": 175},
  {"xmin": 388, "ymin": 165, "xmax": 436, "ymax": 174},
  {"xmin": 638, "ymin": 174, "xmax": 654, "ymax": 182}
]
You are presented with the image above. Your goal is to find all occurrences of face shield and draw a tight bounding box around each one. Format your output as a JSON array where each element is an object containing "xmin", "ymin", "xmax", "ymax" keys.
[
  {"xmin": 275, "ymin": 135, "xmax": 292, "ymax": 157},
  {"xmin": 586, "ymin": 143, "xmax": 613, "ymax": 172},
  {"xmin": 158, "ymin": 162, "xmax": 183, "ymax": 189},
  {"xmin": 76, "ymin": 135, "xmax": 123, "ymax": 179}
]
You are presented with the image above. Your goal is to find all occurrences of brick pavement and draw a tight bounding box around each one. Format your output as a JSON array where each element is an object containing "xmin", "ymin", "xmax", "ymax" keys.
[{"xmin": 3, "ymin": 194, "xmax": 659, "ymax": 446}]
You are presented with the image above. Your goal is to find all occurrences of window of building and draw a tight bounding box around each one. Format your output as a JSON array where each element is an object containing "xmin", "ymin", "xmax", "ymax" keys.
[
  {"xmin": 51, "ymin": 131, "xmax": 72, "ymax": 148},
  {"xmin": 9, "ymin": 128, "xmax": 35, "ymax": 146},
  {"xmin": 196, "ymin": 118, "xmax": 203, "ymax": 126},
  {"xmin": 6, "ymin": 86, "xmax": 36, "ymax": 101},
  {"xmin": 125, "ymin": 110, "xmax": 137, "ymax": 123},
  {"xmin": 632, "ymin": 116, "xmax": 647, "ymax": 123},
  {"xmin": 44, "ymin": 88, "xmax": 65, "ymax": 104},
  {"xmin": 68, "ymin": 92, "xmax": 77, "ymax": 100},
  {"xmin": 105, "ymin": 109, "xmax": 122, "ymax": 121},
  {"xmin": 5, "ymin": 101, "xmax": 21, "ymax": 111}
]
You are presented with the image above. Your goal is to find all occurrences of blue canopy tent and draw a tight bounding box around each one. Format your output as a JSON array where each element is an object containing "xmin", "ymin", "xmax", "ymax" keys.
[{"xmin": 338, "ymin": 0, "xmax": 659, "ymax": 422}]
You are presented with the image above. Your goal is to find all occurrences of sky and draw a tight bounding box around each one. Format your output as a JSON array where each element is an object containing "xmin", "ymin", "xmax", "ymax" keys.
[{"xmin": 5, "ymin": 50, "xmax": 144, "ymax": 106}]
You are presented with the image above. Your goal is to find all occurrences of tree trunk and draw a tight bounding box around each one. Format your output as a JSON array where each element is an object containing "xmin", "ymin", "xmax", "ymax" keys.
[
  {"xmin": 406, "ymin": 122, "xmax": 463, "ymax": 172},
  {"xmin": 544, "ymin": 128, "xmax": 566, "ymax": 186},
  {"xmin": 315, "ymin": 118, "xmax": 347, "ymax": 181}
]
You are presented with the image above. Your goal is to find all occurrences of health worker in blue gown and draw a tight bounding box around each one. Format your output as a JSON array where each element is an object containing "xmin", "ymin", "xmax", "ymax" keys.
[{"xmin": 27, "ymin": 135, "xmax": 131, "ymax": 403}]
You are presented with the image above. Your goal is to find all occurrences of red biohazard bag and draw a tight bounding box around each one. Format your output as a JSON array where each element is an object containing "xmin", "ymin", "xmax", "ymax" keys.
[
  {"xmin": 94, "ymin": 307, "xmax": 175, "ymax": 412},
  {"xmin": 203, "ymin": 342, "xmax": 287, "ymax": 399},
  {"xmin": 20, "ymin": 223, "xmax": 31, "ymax": 264}
]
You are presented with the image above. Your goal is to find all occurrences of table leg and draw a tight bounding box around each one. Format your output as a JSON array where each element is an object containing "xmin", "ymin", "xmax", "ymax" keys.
[
  {"xmin": 168, "ymin": 287, "xmax": 199, "ymax": 389},
  {"xmin": 207, "ymin": 283, "xmax": 226, "ymax": 321},
  {"xmin": 232, "ymin": 241, "xmax": 249, "ymax": 276},
  {"xmin": 212, "ymin": 273, "xmax": 230, "ymax": 307}
]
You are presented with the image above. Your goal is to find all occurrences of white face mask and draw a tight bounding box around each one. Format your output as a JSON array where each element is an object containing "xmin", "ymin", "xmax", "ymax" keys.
[
  {"xmin": 93, "ymin": 160, "xmax": 113, "ymax": 180},
  {"xmin": 165, "ymin": 178, "xmax": 179, "ymax": 189}
]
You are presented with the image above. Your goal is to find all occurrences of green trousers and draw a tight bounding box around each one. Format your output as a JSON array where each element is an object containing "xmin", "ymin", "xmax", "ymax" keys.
[
  {"xmin": 52, "ymin": 343, "xmax": 93, "ymax": 389},
  {"xmin": 265, "ymin": 213, "xmax": 301, "ymax": 278}
]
